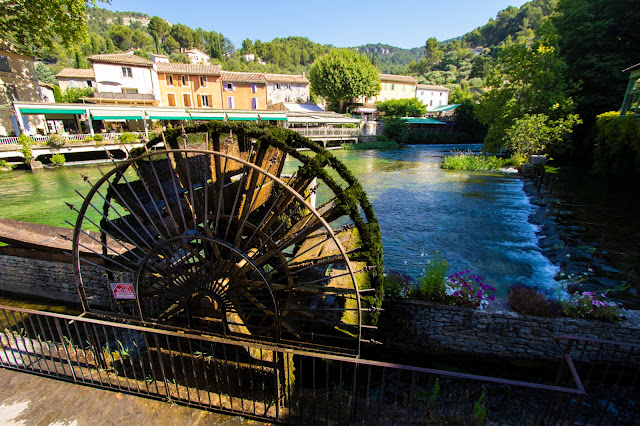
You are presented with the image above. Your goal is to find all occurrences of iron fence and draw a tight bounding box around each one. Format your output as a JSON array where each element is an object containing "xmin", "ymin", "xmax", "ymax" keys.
[{"xmin": 3, "ymin": 304, "xmax": 637, "ymax": 424}]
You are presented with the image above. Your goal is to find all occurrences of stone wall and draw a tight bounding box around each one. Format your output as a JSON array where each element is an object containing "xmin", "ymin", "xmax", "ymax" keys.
[
  {"xmin": 377, "ymin": 299, "xmax": 640, "ymax": 363},
  {"xmin": 0, "ymin": 252, "xmax": 109, "ymax": 307}
]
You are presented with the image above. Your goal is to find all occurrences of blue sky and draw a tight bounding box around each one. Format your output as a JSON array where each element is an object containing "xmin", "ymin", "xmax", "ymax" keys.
[{"xmin": 102, "ymin": 0, "xmax": 529, "ymax": 49}]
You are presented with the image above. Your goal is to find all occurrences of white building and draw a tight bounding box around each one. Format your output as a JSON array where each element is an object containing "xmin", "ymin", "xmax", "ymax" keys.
[
  {"xmin": 55, "ymin": 68, "xmax": 96, "ymax": 91},
  {"xmin": 180, "ymin": 48, "xmax": 210, "ymax": 64},
  {"xmin": 87, "ymin": 53, "xmax": 160, "ymax": 105},
  {"xmin": 264, "ymin": 73, "xmax": 310, "ymax": 106},
  {"xmin": 416, "ymin": 84, "xmax": 449, "ymax": 109}
]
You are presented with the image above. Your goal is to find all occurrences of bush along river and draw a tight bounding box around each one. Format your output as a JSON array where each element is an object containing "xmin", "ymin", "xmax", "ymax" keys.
[{"xmin": 1, "ymin": 144, "xmax": 634, "ymax": 304}]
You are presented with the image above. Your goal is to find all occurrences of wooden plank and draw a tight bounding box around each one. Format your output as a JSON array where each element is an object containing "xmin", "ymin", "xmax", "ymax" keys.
[{"xmin": 292, "ymin": 227, "xmax": 361, "ymax": 264}]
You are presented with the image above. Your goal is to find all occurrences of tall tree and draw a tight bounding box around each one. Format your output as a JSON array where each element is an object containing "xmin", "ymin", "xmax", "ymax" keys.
[
  {"xmin": 0, "ymin": 0, "xmax": 106, "ymax": 51},
  {"xmin": 476, "ymin": 33, "xmax": 576, "ymax": 152},
  {"xmin": 170, "ymin": 23, "xmax": 195, "ymax": 49},
  {"xmin": 147, "ymin": 16, "xmax": 170, "ymax": 53},
  {"xmin": 108, "ymin": 25, "xmax": 133, "ymax": 51},
  {"xmin": 308, "ymin": 49, "xmax": 380, "ymax": 112}
]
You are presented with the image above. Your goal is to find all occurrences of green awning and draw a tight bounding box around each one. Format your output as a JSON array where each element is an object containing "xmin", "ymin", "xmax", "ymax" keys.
[
  {"xmin": 428, "ymin": 104, "xmax": 461, "ymax": 112},
  {"xmin": 190, "ymin": 112, "xmax": 225, "ymax": 120},
  {"xmin": 226, "ymin": 113, "xmax": 258, "ymax": 121},
  {"xmin": 91, "ymin": 110, "xmax": 144, "ymax": 120},
  {"xmin": 259, "ymin": 113, "xmax": 287, "ymax": 121},
  {"xmin": 20, "ymin": 108, "xmax": 86, "ymax": 115},
  {"xmin": 402, "ymin": 117, "xmax": 445, "ymax": 124},
  {"xmin": 147, "ymin": 111, "xmax": 191, "ymax": 120}
]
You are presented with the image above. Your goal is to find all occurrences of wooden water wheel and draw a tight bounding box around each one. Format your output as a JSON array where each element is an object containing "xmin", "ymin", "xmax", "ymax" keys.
[{"xmin": 72, "ymin": 122, "xmax": 382, "ymax": 356}]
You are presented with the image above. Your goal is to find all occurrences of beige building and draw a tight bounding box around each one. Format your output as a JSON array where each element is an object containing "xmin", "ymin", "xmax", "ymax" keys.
[
  {"xmin": 56, "ymin": 68, "xmax": 96, "ymax": 91},
  {"xmin": 376, "ymin": 74, "xmax": 418, "ymax": 102},
  {"xmin": 221, "ymin": 71, "xmax": 267, "ymax": 110},
  {"xmin": 156, "ymin": 63, "xmax": 223, "ymax": 109},
  {"xmin": 0, "ymin": 40, "xmax": 44, "ymax": 136}
]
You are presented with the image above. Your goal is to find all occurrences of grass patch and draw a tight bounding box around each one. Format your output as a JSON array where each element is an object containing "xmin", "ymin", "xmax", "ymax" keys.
[
  {"xmin": 342, "ymin": 140, "xmax": 399, "ymax": 150},
  {"xmin": 440, "ymin": 152, "xmax": 510, "ymax": 171}
]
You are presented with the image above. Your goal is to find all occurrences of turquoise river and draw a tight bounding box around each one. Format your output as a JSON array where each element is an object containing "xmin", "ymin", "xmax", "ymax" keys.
[{"xmin": 0, "ymin": 144, "xmax": 559, "ymax": 296}]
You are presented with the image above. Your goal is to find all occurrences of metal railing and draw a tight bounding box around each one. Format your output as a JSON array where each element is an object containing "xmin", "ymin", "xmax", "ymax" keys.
[
  {"xmin": 291, "ymin": 128, "xmax": 360, "ymax": 138},
  {"xmin": 555, "ymin": 336, "xmax": 640, "ymax": 425},
  {"xmin": 0, "ymin": 305, "xmax": 604, "ymax": 424},
  {"xmin": 0, "ymin": 133, "xmax": 146, "ymax": 146}
]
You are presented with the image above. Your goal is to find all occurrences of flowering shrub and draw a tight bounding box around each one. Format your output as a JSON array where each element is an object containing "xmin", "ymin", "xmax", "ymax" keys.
[
  {"xmin": 561, "ymin": 291, "xmax": 625, "ymax": 322},
  {"xmin": 444, "ymin": 271, "xmax": 496, "ymax": 309},
  {"xmin": 508, "ymin": 284, "xmax": 562, "ymax": 317},
  {"xmin": 384, "ymin": 271, "xmax": 414, "ymax": 299}
]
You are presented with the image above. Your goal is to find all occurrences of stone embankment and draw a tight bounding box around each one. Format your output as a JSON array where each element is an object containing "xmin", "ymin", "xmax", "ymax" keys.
[{"xmin": 377, "ymin": 299, "xmax": 640, "ymax": 363}]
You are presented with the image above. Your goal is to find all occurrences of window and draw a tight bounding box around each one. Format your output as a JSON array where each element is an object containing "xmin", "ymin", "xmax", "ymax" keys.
[
  {"xmin": 166, "ymin": 75, "xmax": 174, "ymax": 86},
  {"xmin": 227, "ymin": 96, "xmax": 234, "ymax": 109},
  {"xmin": 0, "ymin": 55, "xmax": 11, "ymax": 73},
  {"xmin": 200, "ymin": 94, "xmax": 210, "ymax": 107},
  {"xmin": 86, "ymin": 80, "xmax": 93, "ymax": 87},
  {"xmin": 391, "ymin": 84, "xmax": 395, "ymax": 90},
  {"xmin": 167, "ymin": 93, "xmax": 176, "ymax": 107},
  {"xmin": 183, "ymin": 93, "xmax": 192, "ymax": 107},
  {"xmin": 251, "ymin": 97, "xmax": 258, "ymax": 109},
  {"xmin": 274, "ymin": 83, "xmax": 280, "ymax": 90},
  {"xmin": 122, "ymin": 88, "xmax": 138, "ymax": 94},
  {"xmin": 181, "ymin": 75, "xmax": 188, "ymax": 86},
  {"xmin": 224, "ymin": 82, "xmax": 235, "ymax": 91},
  {"xmin": 251, "ymin": 83, "xmax": 257, "ymax": 93},
  {"xmin": 430, "ymin": 100, "xmax": 433, "ymax": 106},
  {"xmin": 200, "ymin": 76, "xmax": 207, "ymax": 87},
  {"xmin": 122, "ymin": 67, "xmax": 132, "ymax": 78}
]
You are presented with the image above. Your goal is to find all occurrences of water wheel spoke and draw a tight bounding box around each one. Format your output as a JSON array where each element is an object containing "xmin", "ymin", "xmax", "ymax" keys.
[{"xmin": 74, "ymin": 134, "xmax": 380, "ymax": 356}]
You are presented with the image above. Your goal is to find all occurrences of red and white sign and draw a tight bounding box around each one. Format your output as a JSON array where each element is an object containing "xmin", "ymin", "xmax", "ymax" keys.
[{"xmin": 110, "ymin": 283, "xmax": 136, "ymax": 300}]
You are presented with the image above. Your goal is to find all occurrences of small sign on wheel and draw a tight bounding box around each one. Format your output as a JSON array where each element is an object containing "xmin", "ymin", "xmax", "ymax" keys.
[{"xmin": 110, "ymin": 282, "xmax": 136, "ymax": 300}]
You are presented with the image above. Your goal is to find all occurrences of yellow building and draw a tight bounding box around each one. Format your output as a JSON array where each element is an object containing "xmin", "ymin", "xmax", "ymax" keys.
[
  {"xmin": 157, "ymin": 63, "xmax": 223, "ymax": 109},
  {"xmin": 221, "ymin": 71, "xmax": 267, "ymax": 110},
  {"xmin": 375, "ymin": 74, "xmax": 418, "ymax": 102},
  {"xmin": 0, "ymin": 40, "xmax": 44, "ymax": 136}
]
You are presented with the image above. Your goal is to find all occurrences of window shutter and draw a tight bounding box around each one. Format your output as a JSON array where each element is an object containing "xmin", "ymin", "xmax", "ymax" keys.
[
  {"xmin": 232, "ymin": 83, "xmax": 236, "ymax": 92},
  {"xmin": 197, "ymin": 96, "xmax": 202, "ymax": 107},
  {"xmin": 207, "ymin": 95, "xmax": 212, "ymax": 107}
]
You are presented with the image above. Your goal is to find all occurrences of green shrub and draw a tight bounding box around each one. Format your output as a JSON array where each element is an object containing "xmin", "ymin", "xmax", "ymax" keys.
[
  {"xmin": 19, "ymin": 134, "xmax": 34, "ymax": 163},
  {"xmin": 440, "ymin": 152, "xmax": 509, "ymax": 171},
  {"xmin": 118, "ymin": 132, "xmax": 138, "ymax": 143},
  {"xmin": 50, "ymin": 153, "xmax": 66, "ymax": 165},
  {"xmin": 47, "ymin": 134, "xmax": 66, "ymax": 147},
  {"xmin": 382, "ymin": 117, "xmax": 408, "ymax": 143},
  {"xmin": 93, "ymin": 134, "xmax": 104, "ymax": 142},
  {"xmin": 0, "ymin": 159, "xmax": 13, "ymax": 169},
  {"xmin": 84, "ymin": 135, "xmax": 95, "ymax": 142},
  {"xmin": 507, "ymin": 285, "xmax": 562, "ymax": 317},
  {"xmin": 413, "ymin": 252, "xmax": 449, "ymax": 300},
  {"xmin": 593, "ymin": 111, "xmax": 640, "ymax": 178}
]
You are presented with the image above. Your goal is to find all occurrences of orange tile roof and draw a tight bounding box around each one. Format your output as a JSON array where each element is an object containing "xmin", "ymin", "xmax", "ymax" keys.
[
  {"xmin": 87, "ymin": 53, "xmax": 154, "ymax": 67},
  {"xmin": 221, "ymin": 71, "xmax": 266, "ymax": 84},
  {"xmin": 156, "ymin": 62, "xmax": 221, "ymax": 76},
  {"xmin": 56, "ymin": 68, "xmax": 95, "ymax": 79}
]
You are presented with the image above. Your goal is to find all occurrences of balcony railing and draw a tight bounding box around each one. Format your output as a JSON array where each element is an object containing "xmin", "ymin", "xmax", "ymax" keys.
[
  {"xmin": 0, "ymin": 132, "xmax": 145, "ymax": 146},
  {"xmin": 92, "ymin": 92, "xmax": 156, "ymax": 101},
  {"xmin": 291, "ymin": 127, "xmax": 360, "ymax": 138}
]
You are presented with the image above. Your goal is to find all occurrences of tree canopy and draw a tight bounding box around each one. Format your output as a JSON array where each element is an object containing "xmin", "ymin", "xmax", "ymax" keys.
[
  {"xmin": 376, "ymin": 98, "xmax": 426, "ymax": 118},
  {"xmin": 308, "ymin": 49, "xmax": 380, "ymax": 111},
  {"xmin": 0, "ymin": 0, "xmax": 107, "ymax": 51}
]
